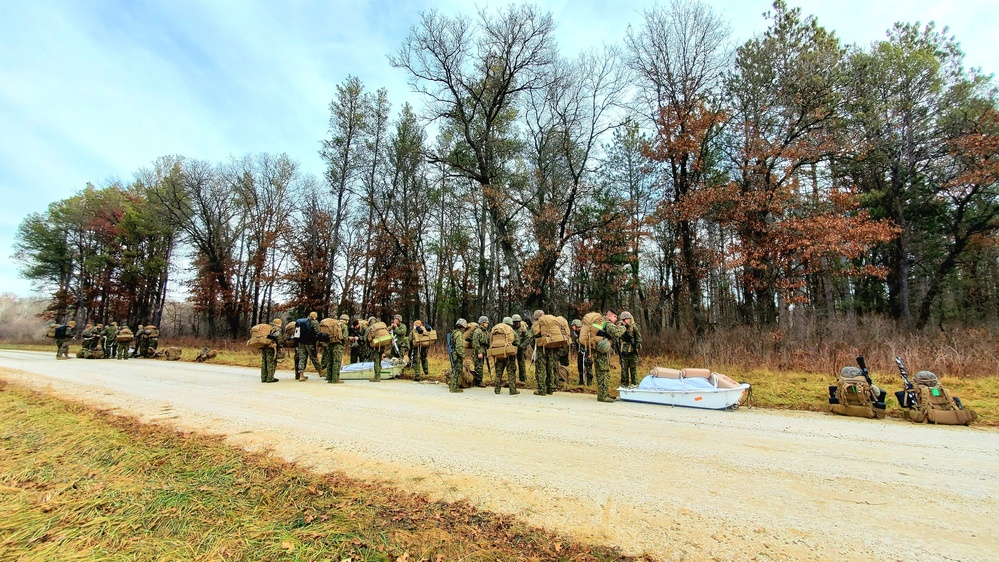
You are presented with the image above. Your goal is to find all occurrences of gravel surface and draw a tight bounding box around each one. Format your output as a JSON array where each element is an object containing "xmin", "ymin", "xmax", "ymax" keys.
[{"xmin": 2, "ymin": 349, "xmax": 997, "ymax": 561}]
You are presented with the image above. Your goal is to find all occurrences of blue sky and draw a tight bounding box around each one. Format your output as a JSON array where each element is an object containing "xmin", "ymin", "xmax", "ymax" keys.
[{"xmin": 2, "ymin": 0, "xmax": 996, "ymax": 298}]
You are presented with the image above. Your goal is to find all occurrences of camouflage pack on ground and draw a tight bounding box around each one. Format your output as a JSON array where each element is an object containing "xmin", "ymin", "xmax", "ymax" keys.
[{"xmin": 904, "ymin": 371, "xmax": 977, "ymax": 425}]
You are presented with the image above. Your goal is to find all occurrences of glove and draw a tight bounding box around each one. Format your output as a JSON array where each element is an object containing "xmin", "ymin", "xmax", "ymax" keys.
[
  {"xmin": 596, "ymin": 329, "xmax": 608, "ymax": 338},
  {"xmin": 267, "ymin": 334, "xmax": 277, "ymax": 341}
]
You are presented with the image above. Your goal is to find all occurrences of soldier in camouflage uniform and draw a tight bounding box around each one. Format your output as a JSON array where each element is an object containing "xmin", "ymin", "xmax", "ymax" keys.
[
  {"xmin": 81, "ymin": 324, "xmax": 95, "ymax": 352},
  {"xmin": 145, "ymin": 325, "xmax": 159, "ymax": 357},
  {"xmin": 493, "ymin": 317, "xmax": 520, "ymax": 395},
  {"xmin": 137, "ymin": 325, "xmax": 150, "ymax": 358},
  {"xmin": 410, "ymin": 320, "xmax": 431, "ymax": 381},
  {"xmin": 261, "ymin": 318, "xmax": 284, "ymax": 383},
  {"xmin": 324, "ymin": 314, "xmax": 349, "ymax": 384},
  {"xmin": 618, "ymin": 311, "xmax": 642, "ymax": 388},
  {"xmin": 352, "ymin": 318, "xmax": 369, "ymax": 364},
  {"xmin": 93, "ymin": 324, "xmax": 105, "ymax": 356},
  {"xmin": 294, "ymin": 312, "xmax": 322, "ymax": 381},
  {"xmin": 365, "ymin": 316, "xmax": 384, "ymax": 382},
  {"xmin": 103, "ymin": 322, "xmax": 118, "ymax": 359},
  {"xmin": 570, "ymin": 319, "xmax": 594, "ymax": 385},
  {"xmin": 391, "ymin": 314, "xmax": 410, "ymax": 365},
  {"xmin": 117, "ymin": 323, "xmax": 131, "ymax": 360},
  {"xmin": 55, "ymin": 320, "xmax": 75, "ymax": 359},
  {"xmin": 531, "ymin": 310, "xmax": 557, "ymax": 395},
  {"xmin": 512, "ymin": 314, "xmax": 531, "ymax": 383},
  {"xmin": 449, "ymin": 319, "xmax": 467, "ymax": 393},
  {"xmin": 470, "ymin": 316, "xmax": 490, "ymax": 387},
  {"xmin": 594, "ymin": 310, "xmax": 626, "ymax": 402}
]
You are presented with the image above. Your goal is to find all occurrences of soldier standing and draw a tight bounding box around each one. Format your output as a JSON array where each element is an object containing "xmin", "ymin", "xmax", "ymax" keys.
[
  {"xmin": 117, "ymin": 322, "xmax": 131, "ymax": 360},
  {"xmin": 93, "ymin": 324, "xmax": 105, "ymax": 356},
  {"xmin": 294, "ymin": 312, "xmax": 322, "ymax": 381},
  {"xmin": 410, "ymin": 320, "xmax": 431, "ymax": 381},
  {"xmin": 594, "ymin": 309, "xmax": 626, "ymax": 403},
  {"xmin": 365, "ymin": 316, "xmax": 384, "ymax": 382},
  {"xmin": 570, "ymin": 319, "xmax": 594, "ymax": 385},
  {"xmin": 55, "ymin": 320, "xmax": 75, "ymax": 359},
  {"xmin": 471, "ymin": 316, "xmax": 490, "ymax": 387},
  {"xmin": 449, "ymin": 319, "xmax": 467, "ymax": 393},
  {"xmin": 103, "ymin": 322, "xmax": 118, "ymax": 359},
  {"xmin": 81, "ymin": 323, "xmax": 95, "ymax": 352},
  {"xmin": 391, "ymin": 314, "xmax": 410, "ymax": 364},
  {"xmin": 493, "ymin": 317, "xmax": 520, "ymax": 395},
  {"xmin": 136, "ymin": 325, "xmax": 150, "ymax": 358},
  {"xmin": 261, "ymin": 318, "xmax": 284, "ymax": 383},
  {"xmin": 324, "ymin": 314, "xmax": 349, "ymax": 384},
  {"xmin": 531, "ymin": 310, "xmax": 557, "ymax": 395},
  {"xmin": 512, "ymin": 314, "xmax": 531, "ymax": 383},
  {"xmin": 619, "ymin": 311, "xmax": 642, "ymax": 388},
  {"xmin": 146, "ymin": 325, "xmax": 159, "ymax": 357}
]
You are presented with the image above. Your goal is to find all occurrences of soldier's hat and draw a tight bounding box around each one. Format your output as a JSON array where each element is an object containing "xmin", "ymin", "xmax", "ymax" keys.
[
  {"xmin": 571, "ymin": 319, "xmax": 582, "ymax": 328},
  {"xmin": 273, "ymin": 318, "xmax": 283, "ymax": 326},
  {"xmin": 309, "ymin": 311, "xmax": 318, "ymax": 319},
  {"xmin": 511, "ymin": 314, "xmax": 522, "ymax": 322},
  {"xmin": 478, "ymin": 315, "xmax": 489, "ymax": 324},
  {"xmin": 533, "ymin": 309, "xmax": 544, "ymax": 320},
  {"xmin": 455, "ymin": 318, "xmax": 467, "ymax": 328},
  {"xmin": 503, "ymin": 316, "xmax": 513, "ymax": 326},
  {"xmin": 393, "ymin": 314, "xmax": 402, "ymax": 321},
  {"xmin": 339, "ymin": 314, "xmax": 350, "ymax": 322},
  {"xmin": 620, "ymin": 311, "xmax": 633, "ymax": 320}
]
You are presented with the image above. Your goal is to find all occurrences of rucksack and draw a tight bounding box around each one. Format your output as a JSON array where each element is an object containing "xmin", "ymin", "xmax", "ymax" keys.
[
  {"xmin": 413, "ymin": 326, "xmax": 437, "ymax": 348},
  {"xmin": 533, "ymin": 314, "xmax": 569, "ymax": 349},
  {"xmin": 318, "ymin": 318, "xmax": 344, "ymax": 343},
  {"xmin": 247, "ymin": 323, "xmax": 274, "ymax": 349},
  {"xmin": 900, "ymin": 372, "xmax": 977, "ymax": 425},
  {"xmin": 284, "ymin": 322, "xmax": 297, "ymax": 348},
  {"xmin": 144, "ymin": 326, "xmax": 159, "ymax": 338},
  {"xmin": 487, "ymin": 323, "xmax": 517, "ymax": 358},
  {"xmin": 367, "ymin": 321, "xmax": 393, "ymax": 350},
  {"xmin": 116, "ymin": 327, "xmax": 134, "ymax": 342},
  {"xmin": 45, "ymin": 325, "xmax": 57, "ymax": 338},
  {"xmin": 829, "ymin": 375, "xmax": 884, "ymax": 419},
  {"xmin": 163, "ymin": 347, "xmax": 182, "ymax": 361},
  {"xmin": 295, "ymin": 318, "xmax": 317, "ymax": 344},
  {"xmin": 54, "ymin": 325, "xmax": 69, "ymax": 339},
  {"xmin": 579, "ymin": 312, "xmax": 605, "ymax": 350}
]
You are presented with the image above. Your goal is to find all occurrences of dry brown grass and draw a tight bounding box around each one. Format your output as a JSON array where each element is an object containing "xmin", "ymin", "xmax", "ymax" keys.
[{"xmin": 0, "ymin": 380, "xmax": 642, "ymax": 561}]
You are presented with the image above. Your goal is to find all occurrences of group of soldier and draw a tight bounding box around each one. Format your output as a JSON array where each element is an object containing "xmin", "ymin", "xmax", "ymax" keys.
[
  {"xmin": 259, "ymin": 312, "xmax": 431, "ymax": 384},
  {"xmin": 447, "ymin": 309, "xmax": 642, "ymax": 403},
  {"xmin": 51, "ymin": 320, "xmax": 159, "ymax": 360}
]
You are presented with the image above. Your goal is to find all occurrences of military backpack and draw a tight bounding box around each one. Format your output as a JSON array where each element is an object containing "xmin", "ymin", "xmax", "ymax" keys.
[
  {"xmin": 829, "ymin": 374, "xmax": 885, "ymax": 419},
  {"xmin": 247, "ymin": 323, "xmax": 274, "ymax": 349},
  {"xmin": 487, "ymin": 323, "xmax": 517, "ymax": 358},
  {"xmin": 318, "ymin": 318, "xmax": 344, "ymax": 343},
  {"xmin": 900, "ymin": 371, "xmax": 977, "ymax": 425}
]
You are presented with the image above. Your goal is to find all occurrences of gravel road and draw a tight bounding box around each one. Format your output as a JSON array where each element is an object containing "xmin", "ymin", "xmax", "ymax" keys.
[{"xmin": 2, "ymin": 349, "xmax": 996, "ymax": 561}]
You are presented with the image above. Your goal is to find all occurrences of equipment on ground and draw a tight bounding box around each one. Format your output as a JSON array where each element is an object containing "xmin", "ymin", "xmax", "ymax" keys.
[
  {"xmin": 895, "ymin": 356, "xmax": 977, "ymax": 425},
  {"xmin": 618, "ymin": 368, "xmax": 751, "ymax": 410}
]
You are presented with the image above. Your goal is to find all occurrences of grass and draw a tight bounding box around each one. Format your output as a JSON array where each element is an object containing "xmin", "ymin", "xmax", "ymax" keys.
[
  {"xmin": 4, "ymin": 340, "xmax": 996, "ymax": 425},
  {"xmin": 0, "ymin": 379, "xmax": 639, "ymax": 561}
]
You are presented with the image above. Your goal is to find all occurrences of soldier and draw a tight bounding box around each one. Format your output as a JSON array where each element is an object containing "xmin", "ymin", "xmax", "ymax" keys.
[
  {"xmin": 494, "ymin": 317, "xmax": 520, "ymax": 395},
  {"xmin": 365, "ymin": 316, "xmax": 384, "ymax": 382},
  {"xmin": 391, "ymin": 314, "xmax": 410, "ymax": 365},
  {"xmin": 594, "ymin": 309, "xmax": 626, "ymax": 403},
  {"xmin": 531, "ymin": 310, "xmax": 557, "ymax": 396},
  {"xmin": 117, "ymin": 322, "xmax": 131, "ymax": 360},
  {"xmin": 512, "ymin": 314, "xmax": 531, "ymax": 383},
  {"xmin": 449, "ymin": 319, "xmax": 467, "ymax": 393},
  {"xmin": 261, "ymin": 318, "xmax": 284, "ymax": 383},
  {"xmin": 294, "ymin": 312, "xmax": 322, "ymax": 381},
  {"xmin": 103, "ymin": 322, "xmax": 118, "ymax": 359},
  {"xmin": 80, "ymin": 323, "xmax": 95, "ymax": 352},
  {"xmin": 570, "ymin": 319, "xmax": 594, "ymax": 386},
  {"xmin": 410, "ymin": 320, "xmax": 431, "ymax": 381},
  {"xmin": 55, "ymin": 320, "xmax": 75, "ymax": 359},
  {"xmin": 93, "ymin": 323, "xmax": 105, "ymax": 356},
  {"xmin": 470, "ymin": 316, "xmax": 490, "ymax": 387},
  {"xmin": 351, "ymin": 318, "xmax": 368, "ymax": 364},
  {"xmin": 619, "ymin": 311, "xmax": 642, "ymax": 388},
  {"xmin": 145, "ymin": 325, "xmax": 159, "ymax": 357},
  {"xmin": 137, "ymin": 325, "xmax": 150, "ymax": 358},
  {"xmin": 324, "ymin": 314, "xmax": 349, "ymax": 384},
  {"xmin": 131, "ymin": 325, "xmax": 143, "ymax": 358}
]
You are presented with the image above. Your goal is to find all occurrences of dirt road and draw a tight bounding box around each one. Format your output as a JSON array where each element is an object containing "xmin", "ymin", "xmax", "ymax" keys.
[{"xmin": 2, "ymin": 349, "xmax": 996, "ymax": 561}]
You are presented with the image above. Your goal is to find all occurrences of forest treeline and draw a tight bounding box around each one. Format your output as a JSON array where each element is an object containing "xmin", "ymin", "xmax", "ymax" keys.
[{"xmin": 13, "ymin": 1, "xmax": 999, "ymax": 348}]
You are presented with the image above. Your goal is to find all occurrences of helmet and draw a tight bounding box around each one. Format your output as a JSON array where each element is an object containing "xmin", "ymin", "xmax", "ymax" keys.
[
  {"xmin": 339, "ymin": 314, "xmax": 349, "ymax": 321},
  {"xmin": 840, "ymin": 366, "xmax": 862, "ymax": 378},
  {"xmin": 533, "ymin": 309, "xmax": 544, "ymax": 320},
  {"xmin": 367, "ymin": 316, "xmax": 376, "ymax": 324},
  {"xmin": 68, "ymin": 320, "xmax": 76, "ymax": 327},
  {"xmin": 96, "ymin": 323, "xmax": 103, "ymax": 329},
  {"xmin": 571, "ymin": 319, "xmax": 582, "ymax": 328},
  {"xmin": 503, "ymin": 316, "xmax": 513, "ymax": 326},
  {"xmin": 111, "ymin": 321, "xmax": 117, "ymax": 326},
  {"xmin": 620, "ymin": 311, "xmax": 633, "ymax": 320},
  {"xmin": 478, "ymin": 315, "xmax": 489, "ymax": 324},
  {"xmin": 273, "ymin": 318, "xmax": 283, "ymax": 326},
  {"xmin": 394, "ymin": 314, "xmax": 402, "ymax": 321},
  {"xmin": 511, "ymin": 314, "xmax": 522, "ymax": 322},
  {"xmin": 456, "ymin": 318, "xmax": 467, "ymax": 328},
  {"xmin": 309, "ymin": 311, "xmax": 318, "ymax": 319}
]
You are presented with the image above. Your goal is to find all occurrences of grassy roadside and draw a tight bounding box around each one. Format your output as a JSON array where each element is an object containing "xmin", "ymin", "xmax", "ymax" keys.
[
  {"xmin": 0, "ymin": 380, "xmax": 637, "ymax": 561},
  {"xmin": 3, "ymin": 341, "xmax": 996, "ymax": 425}
]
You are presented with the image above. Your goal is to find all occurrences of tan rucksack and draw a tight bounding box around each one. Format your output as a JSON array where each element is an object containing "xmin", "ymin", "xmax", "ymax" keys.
[
  {"xmin": 830, "ymin": 375, "xmax": 884, "ymax": 419},
  {"xmin": 247, "ymin": 323, "xmax": 274, "ymax": 349},
  {"xmin": 487, "ymin": 323, "xmax": 517, "ymax": 358},
  {"xmin": 463, "ymin": 324, "xmax": 477, "ymax": 346},
  {"xmin": 319, "ymin": 318, "xmax": 344, "ymax": 343},
  {"xmin": 413, "ymin": 325, "xmax": 437, "ymax": 348},
  {"xmin": 533, "ymin": 314, "xmax": 569, "ymax": 349},
  {"xmin": 579, "ymin": 312, "xmax": 605, "ymax": 349},
  {"xmin": 367, "ymin": 321, "xmax": 393, "ymax": 350},
  {"xmin": 904, "ymin": 372, "xmax": 977, "ymax": 425},
  {"xmin": 144, "ymin": 325, "xmax": 159, "ymax": 338},
  {"xmin": 116, "ymin": 327, "xmax": 134, "ymax": 342},
  {"xmin": 45, "ymin": 324, "xmax": 57, "ymax": 338},
  {"xmin": 163, "ymin": 347, "xmax": 182, "ymax": 361},
  {"xmin": 283, "ymin": 322, "xmax": 297, "ymax": 348}
]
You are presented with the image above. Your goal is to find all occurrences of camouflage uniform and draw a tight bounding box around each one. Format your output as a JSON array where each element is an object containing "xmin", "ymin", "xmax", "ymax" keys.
[
  {"xmin": 146, "ymin": 326, "xmax": 159, "ymax": 357},
  {"xmin": 531, "ymin": 311, "xmax": 556, "ymax": 395},
  {"xmin": 137, "ymin": 326, "xmax": 150, "ymax": 358},
  {"xmin": 449, "ymin": 321, "xmax": 466, "ymax": 392},
  {"xmin": 410, "ymin": 321, "xmax": 431, "ymax": 381},
  {"xmin": 92, "ymin": 324, "xmax": 105, "ymax": 356},
  {"xmin": 570, "ymin": 321, "xmax": 593, "ymax": 386},
  {"xmin": 55, "ymin": 322, "xmax": 75, "ymax": 359},
  {"xmin": 295, "ymin": 314, "xmax": 322, "ymax": 381},
  {"xmin": 619, "ymin": 317, "xmax": 642, "ymax": 387},
  {"xmin": 324, "ymin": 315, "xmax": 349, "ymax": 383},
  {"xmin": 471, "ymin": 317, "xmax": 490, "ymax": 387},
  {"xmin": 391, "ymin": 316, "xmax": 410, "ymax": 363},
  {"xmin": 117, "ymin": 326, "xmax": 130, "ymax": 360},
  {"xmin": 494, "ymin": 318, "xmax": 520, "ymax": 395},
  {"xmin": 365, "ymin": 317, "xmax": 383, "ymax": 382},
  {"xmin": 81, "ymin": 325, "xmax": 95, "ymax": 351},
  {"xmin": 513, "ymin": 315, "xmax": 531, "ymax": 383},
  {"xmin": 595, "ymin": 317, "xmax": 626, "ymax": 402},
  {"xmin": 103, "ymin": 323, "xmax": 118, "ymax": 359},
  {"xmin": 261, "ymin": 320, "xmax": 284, "ymax": 383},
  {"xmin": 351, "ymin": 321, "xmax": 368, "ymax": 364}
]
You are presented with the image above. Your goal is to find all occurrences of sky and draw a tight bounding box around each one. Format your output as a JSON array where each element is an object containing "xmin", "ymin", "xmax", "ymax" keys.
[{"xmin": 2, "ymin": 0, "xmax": 997, "ymax": 298}]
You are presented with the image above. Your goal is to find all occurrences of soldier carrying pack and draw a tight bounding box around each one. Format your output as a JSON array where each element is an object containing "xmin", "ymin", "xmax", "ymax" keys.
[{"xmin": 487, "ymin": 322, "xmax": 518, "ymax": 358}]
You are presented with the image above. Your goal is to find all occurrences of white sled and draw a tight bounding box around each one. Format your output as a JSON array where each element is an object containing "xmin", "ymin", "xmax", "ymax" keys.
[
  {"xmin": 338, "ymin": 359, "xmax": 405, "ymax": 380},
  {"xmin": 618, "ymin": 368, "xmax": 750, "ymax": 410}
]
